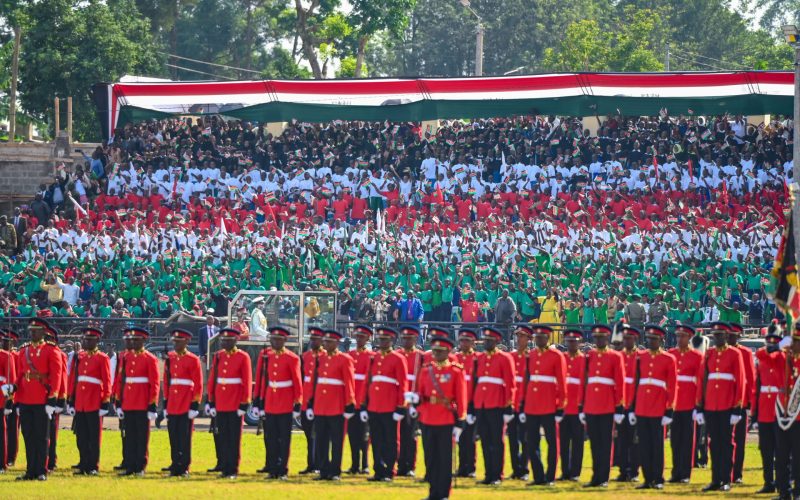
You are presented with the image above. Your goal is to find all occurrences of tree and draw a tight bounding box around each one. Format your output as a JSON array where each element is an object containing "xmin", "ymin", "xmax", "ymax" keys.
[
  {"xmin": 348, "ymin": 0, "xmax": 415, "ymax": 77},
  {"xmin": 543, "ymin": 20, "xmax": 611, "ymax": 72},
  {"xmin": 292, "ymin": 0, "xmax": 353, "ymax": 78}
]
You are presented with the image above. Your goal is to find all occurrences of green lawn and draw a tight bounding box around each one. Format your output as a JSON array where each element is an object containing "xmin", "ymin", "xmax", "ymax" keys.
[{"xmin": 1, "ymin": 424, "xmax": 768, "ymax": 499}]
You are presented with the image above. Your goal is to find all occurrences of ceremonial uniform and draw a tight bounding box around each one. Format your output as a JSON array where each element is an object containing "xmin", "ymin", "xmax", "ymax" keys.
[
  {"xmin": 0, "ymin": 331, "xmax": 18, "ymax": 471},
  {"xmin": 111, "ymin": 347, "xmax": 132, "ymax": 471},
  {"xmin": 347, "ymin": 328, "xmax": 373, "ymax": 473},
  {"xmin": 474, "ymin": 327, "xmax": 515, "ymax": 484},
  {"xmin": 667, "ymin": 336, "xmax": 703, "ymax": 482},
  {"xmin": 363, "ymin": 327, "xmax": 408, "ymax": 481},
  {"xmin": 522, "ymin": 338, "xmax": 567, "ymax": 484},
  {"xmin": 13, "ymin": 319, "xmax": 63, "ymax": 480},
  {"xmin": 5, "ymin": 343, "xmax": 19, "ymax": 468},
  {"xmin": 397, "ymin": 337, "xmax": 423, "ymax": 476},
  {"xmin": 752, "ymin": 343, "xmax": 784, "ymax": 491},
  {"xmin": 560, "ymin": 333, "xmax": 586, "ymax": 481},
  {"xmin": 206, "ymin": 329, "xmax": 252, "ymax": 478},
  {"xmin": 455, "ymin": 331, "xmax": 481, "ymax": 477},
  {"xmin": 415, "ymin": 337, "xmax": 467, "ymax": 500},
  {"xmin": 583, "ymin": 325, "xmax": 625, "ymax": 486},
  {"xmin": 66, "ymin": 328, "xmax": 112, "ymax": 475},
  {"xmin": 311, "ymin": 331, "xmax": 355, "ymax": 480},
  {"xmin": 729, "ymin": 325, "xmax": 755, "ymax": 483},
  {"xmin": 616, "ymin": 344, "xmax": 641, "ymax": 481},
  {"xmin": 115, "ymin": 329, "xmax": 160, "ymax": 475},
  {"xmin": 509, "ymin": 344, "xmax": 530, "ymax": 480},
  {"xmin": 775, "ymin": 338, "xmax": 800, "ymax": 499},
  {"xmin": 47, "ymin": 346, "xmax": 68, "ymax": 471},
  {"xmin": 300, "ymin": 335, "xmax": 326, "ymax": 473},
  {"xmin": 164, "ymin": 329, "xmax": 203, "ymax": 477},
  {"xmin": 253, "ymin": 327, "xmax": 302, "ymax": 478}
]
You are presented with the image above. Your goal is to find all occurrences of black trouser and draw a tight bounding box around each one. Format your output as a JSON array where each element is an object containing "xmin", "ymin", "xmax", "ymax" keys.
[
  {"xmin": 75, "ymin": 411, "xmax": 102, "ymax": 472},
  {"xmin": 0, "ymin": 412, "xmax": 6, "ymax": 469},
  {"xmin": 695, "ymin": 421, "xmax": 708, "ymax": 466},
  {"xmin": 6, "ymin": 409, "xmax": 19, "ymax": 466},
  {"xmin": 757, "ymin": 421, "xmax": 777, "ymax": 487},
  {"xmin": 508, "ymin": 415, "xmax": 528, "ymax": 477},
  {"xmin": 615, "ymin": 415, "xmax": 638, "ymax": 478},
  {"xmin": 123, "ymin": 410, "xmax": 150, "ymax": 473},
  {"xmin": 421, "ymin": 423, "xmax": 432, "ymax": 480},
  {"xmin": 706, "ymin": 409, "xmax": 733, "ymax": 485},
  {"xmin": 47, "ymin": 412, "xmax": 59, "ymax": 470},
  {"xmin": 457, "ymin": 418, "xmax": 477, "ymax": 475},
  {"xmin": 526, "ymin": 413, "xmax": 558, "ymax": 483},
  {"xmin": 476, "ymin": 408, "xmax": 505, "ymax": 482},
  {"xmin": 775, "ymin": 422, "xmax": 800, "ymax": 496},
  {"xmin": 397, "ymin": 414, "xmax": 418, "ymax": 474},
  {"xmin": 347, "ymin": 411, "xmax": 368, "ymax": 471},
  {"xmin": 424, "ymin": 424, "xmax": 453, "ymax": 500},
  {"xmin": 314, "ymin": 415, "xmax": 344, "ymax": 478},
  {"xmin": 637, "ymin": 416, "xmax": 665, "ymax": 486},
  {"xmin": 301, "ymin": 411, "xmax": 317, "ymax": 470},
  {"xmin": 264, "ymin": 413, "xmax": 292, "ymax": 476},
  {"xmin": 732, "ymin": 412, "xmax": 747, "ymax": 480},
  {"xmin": 369, "ymin": 412, "xmax": 397, "ymax": 479},
  {"xmin": 669, "ymin": 410, "xmax": 695, "ymax": 480},
  {"xmin": 586, "ymin": 413, "xmax": 614, "ymax": 484},
  {"xmin": 216, "ymin": 411, "xmax": 242, "ymax": 476},
  {"xmin": 560, "ymin": 414, "xmax": 583, "ymax": 479},
  {"xmin": 167, "ymin": 413, "xmax": 193, "ymax": 474},
  {"xmin": 19, "ymin": 404, "xmax": 50, "ymax": 478}
]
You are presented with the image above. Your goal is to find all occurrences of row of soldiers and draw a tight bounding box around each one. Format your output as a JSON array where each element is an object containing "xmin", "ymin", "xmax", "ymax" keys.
[{"xmin": 0, "ymin": 318, "xmax": 799, "ymax": 500}]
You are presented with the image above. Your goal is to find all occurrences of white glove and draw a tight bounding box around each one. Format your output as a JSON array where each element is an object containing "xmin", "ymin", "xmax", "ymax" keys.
[
  {"xmin": 259, "ymin": 408, "xmax": 266, "ymax": 418},
  {"xmin": 503, "ymin": 413, "xmax": 514, "ymax": 424},
  {"xmin": 344, "ymin": 410, "xmax": 354, "ymax": 420},
  {"xmin": 98, "ymin": 407, "xmax": 108, "ymax": 417},
  {"xmin": 360, "ymin": 410, "xmax": 369, "ymax": 422},
  {"xmin": 613, "ymin": 413, "xmax": 625, "ymax": 425},
  {"xmin": 404, "ymin": 392, "xmax": 420, "ymax": 405},
  {"xmin": 67, "ymin": 406, "xmax": 76, "ymax": 417},
  {"xmin": 1, "ymin": 384, "xmax": 14, "ymax": 396},
  {"xmin": 579, "ymin": 413, "xmax": 586, "ymax": 425},
  {"xmin": 466, "ymin": 414, "xmax": 476, "ymax": 425},
  {"xmin": 730, "ymin": 414, "xmax": 742, "ymax": 426},
  {"xmin": 236, "ymin": 409, "xmax": 246, "ymax": 417},
  {"xmin": 693, "ymin": 410, "xmax": 705, "ymax": 426},
  {"xmin": 751, "ymin": 421, "xmax": 759, "ymax": 431},
  {"xmin": 452, "ymin": 426, "xmax": 463, "ymax": 441},
  {"xmin": 54, "ymin": 405, "xmax": 64, "ymax": 414},
  {"xmin": 408, "ymin": 406, "xmax": 418, "ymax": 419},
  {"xmin": 518, "ymin": 413, "xmax": 527, "ymax": 424},
  {"xmin": 661, "ymin": 416, "xmax": 673, "ymax": 426},
  {"xmin": 208, "ymin": 407, "xmax": 217, "ymax": 418},
  {"xmin": 116, "ymin": 407, "xmax": 125, "ymax": 419},
  {"xmin": 188, "ymin": 410, "xmax": 199, "ymax": 419},
  {"xmin": 45, "ymin": 405, "xmax": 57, "ymax": 419},
  {"xmin": 393, "ymin": 411, "xmax": 405, "ymax": 422},
  {"xmin": 147, "ymin": 411, "xmax": 157, "ymax": 421},
  {"xmin": 163, "ymin": 409, "xmax": 168, "ymax": 418},
  {"xmin": 628, "ymin": 412, "xmax": 637, "ymax": 426},
  {"xmin": 3, "ymin": 408, "xmax": 10, "ymax": 416},
  {"xmin": 306, "ymin": 408, "xmax": 314, "ymax": 421},
  {"xmin": 555, "ymin": 414, "xmax": 563, "ymax": 424}
]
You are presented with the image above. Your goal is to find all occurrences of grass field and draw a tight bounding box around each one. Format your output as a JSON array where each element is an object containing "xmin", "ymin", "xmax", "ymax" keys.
[{"xmin": 1, "ymin": 422, "xmax": 768, "ymax": 499}]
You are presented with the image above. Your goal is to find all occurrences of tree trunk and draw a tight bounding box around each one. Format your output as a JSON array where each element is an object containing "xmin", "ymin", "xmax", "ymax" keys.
[
  {"xmin": 295, "ymin": 0, "xmax": 323, "ymax": 79},
  {"xmin": 354, "ymin": 35, "xmax": 369, "ymax": 78}
]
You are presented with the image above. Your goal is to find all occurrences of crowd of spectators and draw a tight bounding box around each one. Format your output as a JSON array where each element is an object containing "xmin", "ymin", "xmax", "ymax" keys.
[{"xmin": 0, "ymin": 113, "xmax": 789, "ymax": 329}]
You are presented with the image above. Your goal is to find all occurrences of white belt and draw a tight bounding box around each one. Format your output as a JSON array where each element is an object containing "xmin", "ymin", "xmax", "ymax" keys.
[
  {"xmin": 78, "ymin": 375, "xmax": 102, "ymax": 385},
  {"xmin": 126, "ymin": 377, "xmax": 149, "ymax": 384},
  {"xmin": 639, "ymin": 378, "xmax": 667, "ymax": 389},
  {"xmin": 567, "ymin": 377, "xmax": 581, "ymax": 385},
  {"xmin": 170, "ymin": 378, "xmax": 194, "ymax": 386},
  {"xmin": 216, "ymin": 377, "xmax": 242, "ymax": 385},
  {"xmin": 677, "ymin": 375, "xmax": 697, "ymax": 384},
  {"xmin": 372, "ymin": 375, "xmax": 399, "ymax": 385},
  {"xmin": 708, "ymin": 372, "xmax": 734, "ymax": 381},
  {"xmin": 515, "ymin": 376, "xmax": 524, "ymax": 383},
  {"xmin": 465, "ymin": 375, "xmax": 471, "ymax": 381},
  {"xmin": 761, "ymin": 386, "xmax": 781, "ymax": 394},
  {"xmin": 529, "ymin": 375, "xmax": 557, "ymax": 384},
  {"xmin": 624, "ymin": 377, "xmax": 634, "ymax": 384},
  {"xmin": 588, "ymin": 376, "xmax": 615, "ymax": 386},
  {"xmin": 0, "ymin": 376, "xmax": 5, "ymax": 382},
  {"xmin": 304, "ymin": 376, "xmax": 311, "ymax": 383},
  {"xmin": 269, "ymin": 380, "xmax": 293, "ymax": 389},
  {"xmin": 318, "ymin": 377, "xmax": 344, "ymax": 386},
  {"xmin": 478, "ymin": 376, "xmax": 505, "ymax": 385},
  {"xmin": 354, "ymin": 374, "xmax": 366, "ymax": 381},
  {"xmin": 406, "ymin": 374, "xmax": 416, "ymax": 381}
]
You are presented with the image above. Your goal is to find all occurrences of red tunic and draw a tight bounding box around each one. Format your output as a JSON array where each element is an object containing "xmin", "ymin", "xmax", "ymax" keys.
[
  {"xmin": 564, "ymin": 352, "xmax": 585, "ymax": 415},
  {"xmin": 622, "ymin": 348, "xmax": 641, "ymax": 409},
  {"xmin": 348, "ymin": 348, "xmax": 373, "ymax": 408},
  {"xmin": 207, "ymin": 348, "xmax": 252, "ymax": 412},
  {"xmin": 400, "ymin": 348, "xmax": 424, "ymax": 390},
  {"xmin": 752, "ymin": 348, "xmax": 786, "ymax": 423},
  {"xmin": 364, "ymin": 349, "xmax": 408, "ymax": 413},
  {"xmin": 702, "ymin": 346, "xmax": 744, "ymax": 412},
  {"xmin": 783, "ymin": 352, "xmax": 800, "ymax": 422},
  {"xmin": 417, "ymin": 360, "xmax": 467, "ymax": 426},
  {"xmin": 253, "ymin": 348, "xmax": 302, "ymax": 414},
  {"xmin": 455, "ymin": 350, "xmax": 482, "ymax": 401},
  {"xmin": 473, "ymin": 349, "xmax": 515, "ymax": 410},
  {"xmin": 668, "ymin": 347, "xmax": 704, "ymax": 412},
  {"xmin": 67, "ymin": 350, "xmax": 111, "ymax": 412},
  {"xmin": 14, "ymin": 341, "xmax": 63, "ymax": 405},
  {"xmin": 301, "ymin": 348, "xmax": 326, "ymax": 410},
  {"xmin": 312, "ymin": 351, "xmax": 355, "ymax": 416},
  {"xmin": 733, "ymin": 344, "xmax": 755, "ymax": 409},
  {"xmin": 633, "ymin": 350, "xmax": 677, "ymax": 417},
  {"xmin": 115, "ymin": 349, "xmax": 159, "ymax": 411},
  {"xmin": 510, "ymin": 350, "xmax": 528, "ymax": 411},
  {"xmin": 0, "ymin": 349, "xmax": 17, "ymax": 407},
  {"xmin": 583, "ymin": 348, "xmax": 625, "ymax": 415},
  {"xmin": 523, "ymin": 347, "xmax": 567, "ymax": 415},
  {"xmin": 164, "ymin": 350, "xmax": 203, "ymax": 415}
]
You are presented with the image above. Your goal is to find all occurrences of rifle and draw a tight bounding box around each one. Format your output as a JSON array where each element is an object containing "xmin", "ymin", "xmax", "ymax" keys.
[
  {"xmin": 69, "ymin": 352, "xmax": 80, "ymax": 432},
  {"xmin": 118, "ymin": 352, "xmax": 128, "ymax": 438},
  {"xmin": 256, "ymin": 350, "xmax": 269, "ymax": 436},
  {"xmin": 209, "ymin": 352, "xmax": 220, "ymax": 435}
]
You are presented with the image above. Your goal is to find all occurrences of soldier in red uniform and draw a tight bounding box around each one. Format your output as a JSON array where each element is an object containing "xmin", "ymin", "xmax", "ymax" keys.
[
  {"xmin": 114, "ymin": 327, "xmax": 159, "ymax": 477},
  {"xmin": 455, "ymin": 328, "xmax": 480, "ymax": 478},
  {"xmin": 508, "ymin": 325, "xmax": 531, "ymax": 481},
  {"xmin": 774, "ymin": 325, "xmax": 800, "ymax": 500},
  {"xmin": 308, "ymin": 329, "xmax": 355, "ymax": 481},
  {"xmin": 112, "ymin": 332, "xmax": 135, "ymax": 472},
  {"xmin": 631, "ymin": 325, "xmax": 677, "ymax": 490},
  {"xmin": 727, "ymin": 322, "xmax": 755, "ymax": 484},
  {"xmin": 0, "ymin": 329, "xmax": 18, "ymax": 473},
  {"xmin": 751, "ymin": 324, "xmax": 784, "ymax": 494},
  {"xmin": 667, "ymin": 324, "xmax": 703, "ymax": 483},
  {"xmin": 163, "ymin": 328, "xmax": 203, "ymax": 477},
  {"xmin": 253, "ymin": 326, "xmax": 302, "ymax": 480},
  {"xmin": 346, "ymin": 325, "xmax": 373, "ymax": 475},
  {"xmin": 2, "ymin": 329, "xmax": 20, "ymax": 469},
  {"xmin": 474, "ymin": 326, "xmax": 516, "ymax": 485},
  {"xmin": 205, "ymin": 327, "xmax": 252, "ymax": 479},
  {"xmin": 397, "ymin": 325, "xmax": 423, "ymax": 477},
  {"xmin": 360, "ymin": 326, "xmax": 407, "ymax": 482},
  {"xmin": 616, "ymin": 325, "xmax": 641, "ymax": 483},
  {"xmin": 559, "ymin": 328, "xmax": 585, "ymax": 482},
  {"xmin": 519, "ymin": 324, "xmax": 566, "ymax": 486},
  {"xmin": 695, "ymin": 322, "xmax": 745, "ymax": 492},
  {"xmin": 10, "ymin": 318, "xmax": 63, "ymax": 481},
  {"xmin": 66, "ymin": 327, "xmax": 112, "ymax": 476},
  {"xmin": 299, "ymin": 326, "xmax": 326, "ymax": 474},
  {"xmin": 412, "ymin": 336, "xmax": 466, "ymax": 500},
  {"xmin": 44, "ymin": 326, "xmax": 67, "ymax": 473},
  {"xmin": 582, "ymin": 324, "xmax": 625, "ymax": 488}
]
